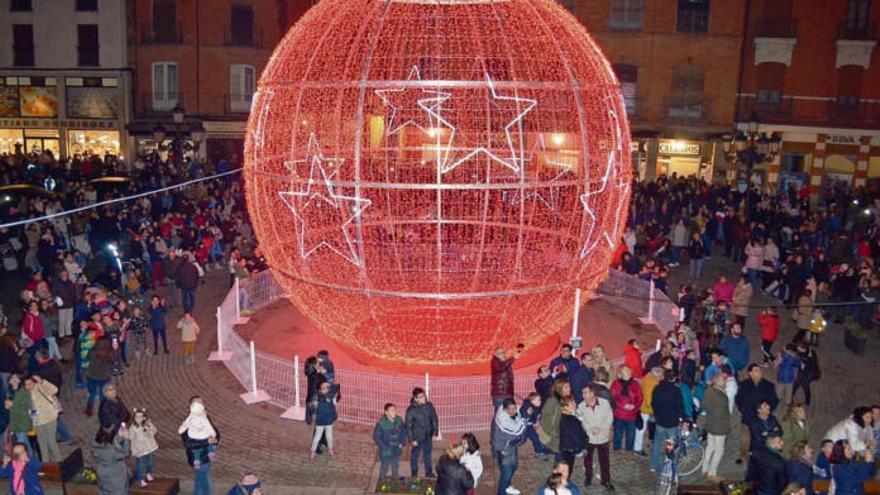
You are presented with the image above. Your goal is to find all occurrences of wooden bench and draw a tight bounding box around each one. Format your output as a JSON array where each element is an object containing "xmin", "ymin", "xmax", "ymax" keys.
[
  {"xmin": 812, "ymin": 479, "xmax": 880, "ymax": 494},
  {"xmin": 131, "ymin": 477, "xmax": 180, "ymax": 495},
  {"xmin": 40, "ymin": 448, "xmax": 84, "ymax": 491},
  {"xmin": 678, "ymin": 483, "xmax": 724, "ymax": 494}
]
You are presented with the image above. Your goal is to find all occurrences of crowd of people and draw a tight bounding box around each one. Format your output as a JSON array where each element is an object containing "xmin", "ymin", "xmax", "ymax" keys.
[
  {"xmin": 0, "ymin": 148, "xmax": 265, "ymax": 494},
  {"xmin": 1, "ymin": 147, "xmax": 879, "ymax": 495}
]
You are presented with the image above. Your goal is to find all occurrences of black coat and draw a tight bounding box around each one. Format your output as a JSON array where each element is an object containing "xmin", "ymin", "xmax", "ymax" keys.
[
  {"xmin": 434, "ymin": 455, "xmax": 474, "ymax": 495},
  {"xmin": 98, "ymin": 397, "xmax": 131, "ymax": 429},
  {"xmin": 559, "ymin": 414, "xmax": 587, "ymax": 454},
  {"xmin": 405, "ymin": 401, "xmax": 438, "ymax": 442},
  {"xmin": 753, "ymin": 448, "xmax": 787, "ymax": 495},
  {"xmin": 652, "ymin": 381, "xmax": 685, "ymax": 428},
  {"xmin": 176, "ymin": 262, "xmax": 200, "ymax": 290},
  {"xmin": 746, "ymin": 414, "xmax": 782, "ymax": 454},
  {"xmin": 786, "ymin": 459, "xmax": 815, "ymax": 495},
  {"xmin": 569, "ymin": 366, "xmax": 594, "ymax": 404},
  {"xmin": 735, "ymin": 378, "xmax": 779, "ymax": 425}
]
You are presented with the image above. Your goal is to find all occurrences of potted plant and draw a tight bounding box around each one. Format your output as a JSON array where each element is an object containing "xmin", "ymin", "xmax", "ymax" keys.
[{"xmin": 844, "ymin": 319, "xmax": 868, "ymax": 355}]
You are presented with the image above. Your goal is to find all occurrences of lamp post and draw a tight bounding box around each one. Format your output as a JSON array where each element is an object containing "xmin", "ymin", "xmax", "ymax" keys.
[{"xmin": 722, "ymin": 113, "xmax": 781, "ymax": 215}]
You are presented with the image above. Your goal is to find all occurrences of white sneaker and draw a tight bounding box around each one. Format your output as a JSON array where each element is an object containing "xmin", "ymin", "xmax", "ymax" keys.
[{"xmin": 505, "ymin": 487, "xmax": 521, "ymax": 495}]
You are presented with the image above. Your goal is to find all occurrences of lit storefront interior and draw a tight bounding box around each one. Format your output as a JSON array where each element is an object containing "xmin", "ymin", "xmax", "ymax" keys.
[
  {"xmin": 0, "ymin": 129, "xmax": 24, "ymax": 155},
  {"xmin": 67, "ymin": 129, "xmax": 121, "ymax": 158}
]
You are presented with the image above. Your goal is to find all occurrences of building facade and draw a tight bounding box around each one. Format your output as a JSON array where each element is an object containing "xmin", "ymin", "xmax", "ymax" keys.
[
  {"xmin": 736, "ymin": 0, "xmax": 880, "ymax": 196},
  {"xmin": 567, "ymin": 0, "xmax": 746, "ymax": 181},
  {"xmin": 127, "ymin": 0, "xmax": 299, "ymax": 164},
  {"xmin": 0, "ymin": 0, "xmax": 130, "ymax": 159}
]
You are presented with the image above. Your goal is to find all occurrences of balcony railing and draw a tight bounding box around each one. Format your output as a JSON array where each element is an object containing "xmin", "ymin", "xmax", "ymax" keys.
[
  {"xmin": 755, "ymin": 17, "xmax": 798, "ymax": 38},
  {"xmin": 737, "ymin": 96, "xmax": 794, "ymax": 122},
  {"xmin": 663, "ymin": 96, "xmax": 713, "ymax": 123},
  {"xmin": 141, "ymin": 22, "xmax": 184, "ymax": 44},
  {"xmin": 838, "ymin": 21, "xmax": 877, "ymax": 40},
  {"xmin": 227, "ymin": 93, "xmax": 255, "ymax": 113},
  {"xmin": 224, "ymin": 26, "xmax": 265, "ymax": 48},
  {"xmin": 145, "ymin": 91, "xmax": 182, "ymax": 112},
  {"xmin": 736, "ymin": 95, "xmax": 880, "ymax": 129},
  {"xmin": 827, "ymin": 99, "xmax": 880, "ymax": 125}
]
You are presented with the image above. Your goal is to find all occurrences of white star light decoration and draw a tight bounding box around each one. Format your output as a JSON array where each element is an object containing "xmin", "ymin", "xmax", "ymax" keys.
[
  {"xmin": 579, "ymin": 105, "xmax": 630, "ymax": 259},
  {"xmin": 279, "ymin": 133, "xmax": 371, "ymax": 267},
  {"xmin": 376, "ymin": 70, "xmax": 537, "ymax": 176},
  {"xmin": 511, "ymin": 134, "xmax": 573, "ymax": 210},
  {"xmin": 249, "ymin": 88, "xmax": 274, "ymax": 167}
]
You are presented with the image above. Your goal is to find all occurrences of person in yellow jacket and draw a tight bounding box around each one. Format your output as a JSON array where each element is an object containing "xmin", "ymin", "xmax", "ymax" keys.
[
  {"xmin": 27, "ymin": 374, "xmax": 62, "ymax": 463},
  {"xmin": 633, "ymin": 367, "xmax": 663, "ymax": 456}
]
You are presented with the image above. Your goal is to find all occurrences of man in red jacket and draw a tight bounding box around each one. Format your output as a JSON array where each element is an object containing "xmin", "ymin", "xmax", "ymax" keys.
[
  {"xmin": 22, "ymin": 300, "xmax": 45, "ymax": 372},
  {"xmin": 490, "ymin": 346, "xmax": 522, "ymax": 411},
  {"xmin": 610, "ymin": 365, "xmax": 643, "ymax": 452},
  {"xmin": 758, "ymin": 306, "xmax": 780, "ymax": 366},
  {"xmin": 622, "ymin": 339, "xmax": 644, "ymax": 378}
]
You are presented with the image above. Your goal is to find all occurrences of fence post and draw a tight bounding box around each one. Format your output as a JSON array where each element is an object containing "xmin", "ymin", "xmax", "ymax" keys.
[
  {"xmin": 208, "ymin": 307, "xmax": 231, "ymax": 361},
  {"xmin": 281, "ymin": 354, "xmax": 306, "ymax": 420},
  {"xmin": 240, "ymin": 340, "xmax": 269, "ymax": 404},
  {"xmin": 639, "ymin": 280, "xmax": 656, "ymax": 325},
  {"xmin": 570, "ymin": 288, "xmax": 582, "ymax": 349},
  {"xmin": 234, "ymin": 277, "xmax": 242, "ymax": 320}
]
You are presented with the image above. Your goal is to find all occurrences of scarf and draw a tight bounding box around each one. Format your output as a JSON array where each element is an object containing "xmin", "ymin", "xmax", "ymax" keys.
[
  {"xmin": 12, "ymin": 460, "xmax": 26, "ymax": 495},
  {"xmin": 619, "ymin": 378, "xmax": 632, "ymax": 398}
]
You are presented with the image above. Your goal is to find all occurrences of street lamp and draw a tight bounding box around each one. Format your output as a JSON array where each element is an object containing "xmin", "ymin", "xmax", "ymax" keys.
[{"xmin": 722, "ymin": 113, "xmax": 781, "ymax": 213}]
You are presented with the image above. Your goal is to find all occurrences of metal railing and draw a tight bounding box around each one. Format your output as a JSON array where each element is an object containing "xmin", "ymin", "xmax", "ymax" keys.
[
  {"xmin": 227, "ymin": 93, "xmax": 255, "ymax": 114},
  {"xmin": 838, "ymin": 21, "xmax": 877, "ymax": 41},
  {"xmin": 212, "ymin": 269, "xmax": 672, "ymax": 432},
  {"xmin": 145, "ymin": 91, "xmax": 181, "ymax": 112},
  {"xmin": 141, "ymin": 22, "xmax": 184, "ymax": 44},
  {"xmin": 224, "ymin": 26, "xmax": 265, "ymax": 49}
]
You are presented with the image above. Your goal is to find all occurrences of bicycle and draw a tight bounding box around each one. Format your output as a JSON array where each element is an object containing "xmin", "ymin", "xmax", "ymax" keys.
[{"xmin": 655, "ymin": 422, "xmax": 706, "ymax": 495}]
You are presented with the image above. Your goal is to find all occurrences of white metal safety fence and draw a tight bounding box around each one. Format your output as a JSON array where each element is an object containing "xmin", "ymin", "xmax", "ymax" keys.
[{"xmin": 212, "ymin": 269, "xmax": 678, "ymax": 432}]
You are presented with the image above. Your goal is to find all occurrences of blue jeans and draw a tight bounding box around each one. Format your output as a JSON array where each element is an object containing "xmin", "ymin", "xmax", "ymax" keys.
[
  {"xmin": 496, "ymin": 454, "xmax": 517, "ymax": 495},
  {"xmin": 152, "ymin": 327, "xmax": 169, "ymax": 353},
  {"xmin": 651, "ymin": 425, "xmax": 679, "ymax": 471},
  {"xmin": 688, "ymin": 258, "xmax": 704, "ymax": 279},
  {"xmin": 57, "ymin": 418, "xmax": 71, "ymax": 443},
  {"xmin": 525, "ymin": 425, "xmax": 553, "ymax": 454},
  {"xmin": 134, "ymin": 454, "xmax": 154, "ymax": 481},
  {"xmin": 747, "ymin": 268, "xmax": 760, "ymax": 292},
  {"xmin": 492, "ymin": 397, "xmax": 505, "ymax": 412},
  {"xmin": 410, "ymin": 438, "xmax": 433, "ymax": 477},
  {"xmin": 192, "ymin": 461, "xmax": 212, "ymax": 495},
  {"xmin": 86, "ymin": 378, "xmax": 109, "ymax": 410},
  {"xmin": 670, "ymin": 246, "xmax": 682, "ymax": 264},
  {"xmin": 613, "ymin": 418, "xmax": 636, "ymax": 451},
  {"xmin": 181, "ymin": 288, "xmax": 196, "ymax": 314},
  {"xmin": 14, "ymin": 432, "xmax": 34, "ymax": 459}
]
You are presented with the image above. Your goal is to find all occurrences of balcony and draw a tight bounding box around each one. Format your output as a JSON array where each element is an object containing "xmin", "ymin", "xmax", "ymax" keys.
[
  {"xmin": 144, "ymin": 91, "xmax": 182, "ymax": 113},
  {"xmin": 755, "ymin": 18, "xmax": 798, "ymax": 38},
  {"xmin": 224, "ymin": 27, "xmax": 265, "ymax": 49},
  {"xmin": 141, "ymin": 22, "xmax": 184, "ymax": 44},
  {"xmin": 827, "ymin": 99, "xmax": 880, "ymax": 126},
  {"xmin": 227, "ymin": 93, "xmax": 255, "ymax": 113},
  {"xmin": 663, "ymin": 96, "xmax": 714, "ymax": 124},
  {"xmin": 838, "ymin": 21, "xmax": 877, "ymax": 40},
  {"xmin": 737, "ymin": 96, "xmax": 794, "ymax": 123}
]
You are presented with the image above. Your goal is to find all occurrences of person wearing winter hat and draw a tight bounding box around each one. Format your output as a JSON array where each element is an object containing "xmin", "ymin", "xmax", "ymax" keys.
[{"xmin": 227, "ymin": 472, "xmax": 262, "ymax": 495}]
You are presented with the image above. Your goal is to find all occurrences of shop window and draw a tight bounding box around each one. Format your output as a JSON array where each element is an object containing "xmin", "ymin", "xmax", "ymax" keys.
[
  {"xmin": 152, "ymin": 0, "xmax": 178, "ymax": 43},
  {"xmin": 13, "ymin": 25, "xmax": 35, "ymax": 67},
  {"xmin": 75, "ymin": 0, "xmax": 98, "ymax": 11},
  {"xmin": 230, "ymin": 64, "xmax": 256, "ymax": 113},
  {"xmin": 152, "ymin": 62, "xmax": 179, "ymax": 111},
  {"xmin": 612, "ymin": 63, "xmax": 638, "ymax": 117},
  {"xmin": 669, "ymin": 64, "xmax": 704, "ymax": 118},
  {"xmin": 781, "ymin": 152, "xmax": 808, "ymax": 173},
  {"xmin": 756, "ymin": 62, "xmax": 785, "ymax": 105},
  {"xmin": 609, "ymin": 0, "xmax": 644, "ymax": 31},
  {"xmin": 677, "ymin": 0, "xmax": 710, "ymax": 34},
  {"xmin": 11, "ymin": 0, "xmax": 32, "ymax": 11},
  {"xmin": 77, "ymin": 25, "xmax": 100, "ymax": 67},
  {"xmin": 230, "ymin": 4, "xmax": 255, "ymax": 46}
]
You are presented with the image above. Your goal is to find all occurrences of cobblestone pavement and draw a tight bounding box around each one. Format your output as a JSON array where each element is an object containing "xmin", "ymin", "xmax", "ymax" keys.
[{"xmin": 40, "ymin": 254, "xmax": 880, "ymax": 494}]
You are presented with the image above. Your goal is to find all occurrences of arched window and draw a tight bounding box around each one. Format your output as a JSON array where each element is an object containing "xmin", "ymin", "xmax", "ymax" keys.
[
  {"xmin": 609, "ymin": 0, "xmax": 644, "ymax": 31},
  {"xmin": 613, "ymin": 63, "xmax": 638, "ymax": 116},
  {"xmin": 669, "ymin": 65, "xmax": 704, "ymax": 118}
]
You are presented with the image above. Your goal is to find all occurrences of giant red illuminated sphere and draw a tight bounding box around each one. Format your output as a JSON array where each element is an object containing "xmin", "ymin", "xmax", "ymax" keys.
[{"xmin": 244, "ymin": 0, "xmax": 632, "ymax": 366}]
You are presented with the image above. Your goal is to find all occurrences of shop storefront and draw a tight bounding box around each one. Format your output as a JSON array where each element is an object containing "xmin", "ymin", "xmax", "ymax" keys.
[
  {"xmin": 632, "ymin": 138, "xmax": 716, "ymax": 181},
  {"xmin": 0, "ymin": 73, "xmax": 126, "ymax": 160}
]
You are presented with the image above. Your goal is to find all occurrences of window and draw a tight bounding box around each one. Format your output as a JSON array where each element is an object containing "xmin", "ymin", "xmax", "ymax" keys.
[
  {"xmin": 609, "ymin": 0, "xmax": 644, "ymax": 31},
  {"xmin": 229, "ymin": 64, "xmax": 256, "ymax": 112},
  {"xmin": 75, "ymin": 0, "xmax": 98, "ymax": 11},
  {"xmin": 836, "ymin": 65, "xmax": 863, "ymax": 107},
  {"xmin": 12, "ymin": 25, "xmax": 35, "ymax": 67},
  {"xmin": 10, "ymin": 0, "xmax": 32, "ymax": 11},
  {"xmin": 230, "ymin": 4, "xmax": 255, "ymax": 46},
  {"xmin": 668, "ymin": 64, "xmax": 704, "ymax": 118},
  {"xmin": 676, "ymin": 0, "xmax": 710, "ymax": 34},
  {"xmin": 846, "ymin": 0, "xmax": 871, "ymax": 31},
  {"xmin": 152, "ymin": 0, "xmax": 178, "ymax": 43},
  {"xmin": 77, "ymin": 25, "xmax": 100, "ymax": 67},
  {"xmin": 755, "ymin": 63, "xmax": 785, "ymax": 105},
  {"xmin": 152, "ymin": 62, "xmax": 179, "ymax": 111},
  {"xmin": 613, "ymin": 63, "xmax": 638, "ymax": 116}
]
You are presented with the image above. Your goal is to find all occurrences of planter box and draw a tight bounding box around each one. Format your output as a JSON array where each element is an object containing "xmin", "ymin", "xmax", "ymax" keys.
[
  {"xmin": 679, "ymin": 483, "xmax": 724, "ymax": 494},
  {"xmin": 375, "ymin": 477, "xmax": 435, "ymax": 494},
  {"xmin": 64, "ymin": 483, "xmax": 100, "ymax": 495},
  {"xmin": 844, "ymin": 329, "xmax": 868, "ymax": 354},
  {"xmin": 132, "ymin": 477, "xmax": 180, "ymax": 495}
]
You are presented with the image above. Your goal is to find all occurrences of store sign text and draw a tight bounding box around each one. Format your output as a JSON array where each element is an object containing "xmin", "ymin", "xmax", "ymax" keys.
[
  {"xmin": 659, "ymin": 141, "xmax": 701, "ymax": 156},
  {"xmin": 826, "ymin": 134, "xmax": 857, "ymax": 145}
]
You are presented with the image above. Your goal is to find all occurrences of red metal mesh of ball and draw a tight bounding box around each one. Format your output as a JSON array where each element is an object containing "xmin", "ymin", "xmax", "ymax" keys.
[{"xmin": 244, "ymin": 0, "xmax": 632, "ymax": 366}]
